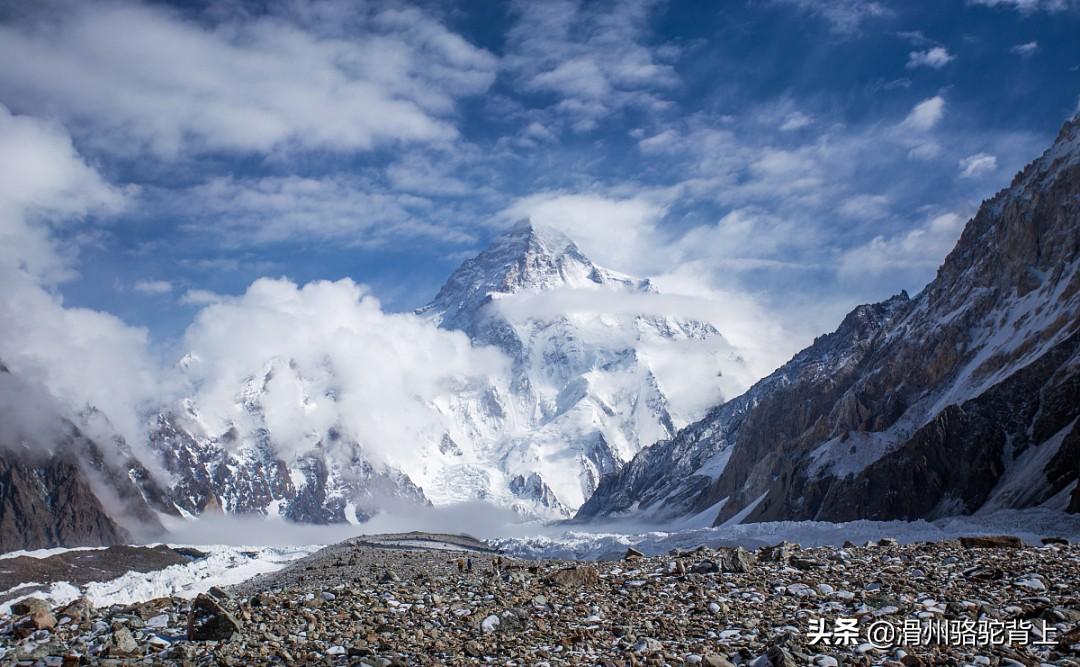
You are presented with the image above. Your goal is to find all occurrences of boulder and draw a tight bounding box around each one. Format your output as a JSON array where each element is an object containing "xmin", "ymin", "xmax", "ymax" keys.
[
  {"xmin": 10, "ymin": 597, "xmax": 49, "ymax": 616},
  {"xmin": 544, "ymin": 565, "xmax": 599, "ymax": 589},
  {"xmin": 187, "ymin": 593, "xmax": 242, "ymax": 641},
  {"xmin": 103, "ymin": 626, "xmax": 140, "ymax": 656},
  {"xmin": 719, "ymin": 547, "xmax": 753, "ymax": 573},
  {"xmin": 759, "ymin": 541, "xmax": 797, "ymax": 562}
]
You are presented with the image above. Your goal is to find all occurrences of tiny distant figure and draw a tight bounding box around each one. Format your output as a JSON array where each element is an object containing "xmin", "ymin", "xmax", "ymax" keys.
[
  {"xmin": 492, "ymin": 556, "xmax": 502, "ymax": 572},
  {"xmin": 467, "ymin": 557, "xmax": 473, "ymax": 572},
  {"xmin": 456, "ymin": 558, "xmax": 465, "ymax": 573}
]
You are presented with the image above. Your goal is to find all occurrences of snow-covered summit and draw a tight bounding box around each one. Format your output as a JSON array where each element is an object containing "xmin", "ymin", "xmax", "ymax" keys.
[
  {"xmin": 413, "ymin": 220, "xmax": 746, "ymax": 513},
  {"xmin": 419, "ymin": 220, "xmax": 651, "ymax": 333},
  {"xmin": 137, "ymin": 220, "xmax": 752, "ymax": 523}
]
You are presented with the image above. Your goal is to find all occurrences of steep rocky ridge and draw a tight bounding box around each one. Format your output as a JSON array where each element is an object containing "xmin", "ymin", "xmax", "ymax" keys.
[{"xmin": 579, "ymin": 113, "xmax": 1080, "ymax": 525}]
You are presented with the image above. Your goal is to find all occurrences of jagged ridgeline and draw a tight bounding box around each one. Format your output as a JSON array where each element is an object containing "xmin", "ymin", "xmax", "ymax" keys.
[{"xmin": 579, "ymin": 113, "xmax": 1080, "ymax": 525}]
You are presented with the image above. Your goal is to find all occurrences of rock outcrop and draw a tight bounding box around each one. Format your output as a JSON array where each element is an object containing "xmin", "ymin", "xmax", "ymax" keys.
[
  {"xmin": 579, "ymin": 113, "xmax": 1080, "ymax": 525},
  {"xmin": 0, "ymin": 363, "xmax": 166, "ymax": 552}
]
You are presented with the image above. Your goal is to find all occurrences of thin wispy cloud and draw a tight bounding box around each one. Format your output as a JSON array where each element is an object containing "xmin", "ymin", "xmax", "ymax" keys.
[
  {"xmin": 907, "ymin": 46, "xmax": 955, "ymax": 69},
  {"xmin": 767, "ymin": 0, "xmax": 893, "ymax": 34},
  {"xmin": 968, "ymin": 0, "xmax": 1071, "ymax": 12},
  {"xmin": 132, "ymin": 280, "xmax": 173, "ymax": 295},
  {"xmin": 958, "ymin": 152, "xmax": 998, "ymax": 177},
  {"xmin": 0, "ymin": 2, "xmax": 497, "ymax": 157},
  {"xmin": 1011, "ymin": 41, "xmax": 1040, "ymax": 57},
  {"xmin": 503, "ymin": 0, "xmax": 678, "ymax": 131}
]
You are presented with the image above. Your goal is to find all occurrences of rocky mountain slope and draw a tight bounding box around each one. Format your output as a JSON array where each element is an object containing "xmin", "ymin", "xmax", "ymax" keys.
[
  {"xmin": 578, "ymin": 113, "xmax": 1080, "ymax": 525},
  {"xmin": 147, "ymin": 364, "xmax": 430, "ymax": 525},
  {"xmin": 0, "ymin": 363, "xmax": 166, "ymax": 552},
  {"xmin": 143, "ymin": 222, "xmax": 748, "ymax": 523}
]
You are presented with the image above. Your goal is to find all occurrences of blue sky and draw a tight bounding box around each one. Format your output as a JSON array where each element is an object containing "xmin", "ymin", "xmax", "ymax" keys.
[{"xmin": 2, "ymin": 0, "xmax": 1080, "ymax": 353}]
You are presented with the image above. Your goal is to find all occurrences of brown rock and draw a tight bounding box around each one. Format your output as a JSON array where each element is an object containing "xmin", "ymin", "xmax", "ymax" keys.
[
  {"xmin": 545, "ymin": 565, "xmax": 599, "ymax": 589},
  {"xmin": 759, "ymin": 541, "xmax": 797, "ymax": 562},
  {"xmin": 29, "ymin": 610, "xmax": 57, "ymax": 630},
  {"xmin": 959, "ymin": 535, "xmax": 1023, "ymax": 548},
  {"xmin": 10, "ymin": 597, "xmax": 49, "ymax": 616},
  {"xmin": 766, "ymin": 645, "xmax": 798, "ymax": 667},
  {"xmin": 718, "ymin": 547, "xmax": 753, "ymax": 573},
  {"xmin": 103, "ymin": 626, "xmax": 140, "ymax": 656},
  {"xmin": 187, "ymin": 592, "xmax": 242, "ymax": 641},
  {"xmin": 58, "ymin": 597, "xmax": 93, "ymax": 622}
]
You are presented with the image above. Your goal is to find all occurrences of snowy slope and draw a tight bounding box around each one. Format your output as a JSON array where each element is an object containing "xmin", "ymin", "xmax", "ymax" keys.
[{"xmin": 418, "ymin": 221, "xmax": 752, "ymax": 512}]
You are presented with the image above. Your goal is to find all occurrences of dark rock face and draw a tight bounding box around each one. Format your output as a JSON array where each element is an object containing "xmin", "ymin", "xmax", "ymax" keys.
[
  {"xmin": 0, "ymin": 442, "xmax": 130, "ymax": 553},
  {"xmin": 0, "ymin": 427, "xmax": 168, "ymax": 552},
  {"xmin": 579, "ymin": 113, "xmax": 1080, "ymax": 525},
  {"xmin": 0, "ymin": 364, "xmax": 166, "ymax": 552}
]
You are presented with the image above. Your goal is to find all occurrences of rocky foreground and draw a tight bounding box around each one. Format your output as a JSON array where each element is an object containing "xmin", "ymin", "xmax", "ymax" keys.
[{"xmin": 1, "ymin": 534, "xmax": 1079, "ymax": 666}]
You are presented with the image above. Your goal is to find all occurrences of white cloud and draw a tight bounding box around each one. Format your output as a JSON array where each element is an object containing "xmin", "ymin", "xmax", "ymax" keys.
[
  {"xmin": 837, "ymin": 194, "xmax": 891, "ymax": 220},
  {"xmin": 907, "ymin": 141, "xmax": 944, "ymax": 160},
  {"xmin": 133, "ymin": 280, "xmax": 172, "ymax": 295},
  {"xmin": 779, "ymin": 112, "xmax": 814, "ymax": 131},
  {"xmin": 0, "ymin": 1, "xmax": 497, "ymax": 157},
  {"xmin": 958, "ymin": 152, "xmax": 998, "ymax": 178},
  {"xmin": 173, "ymin": 175, "xmax": 474, "ymax": 247},
  {"xmin": 0, "ymin": 105, "xmax": 161, "ymax": 449},
  {"xmin": 0, "ymin": 106, "xmax": 125, "ymax": 283},
  {"xmin": 901, "ymin": 96, "xmax": 946, "ymax": 131},
  {"xmin": 180, "ymin": 289, "xmax": 225, "ymax": 306},
  {"xmin": 179, "ymin": 277, "xmax": 508, "ymax": 471},
  {"xmin": 1011, "ymin": 41, "xmax": 1040, "ymax": 57},
  {"xmin": 906, "ymin": 47, "xmax": 955, "ymax": 69},
  {"xmin": 840, "ymin": 212, "xmax": 965, "ymax": 278},
  {"xmin": 767, "ymin": 0, "xmax": 892, "ymax": 34},
  {"xmin": 499, "ymin": 191, "xmax": 670, "ymax": 273},
  {"xmin": 504, "ymin": 0, "xmax": 678, "ymax": 131},
  {"xmin": 968, "ymin": 0, "xmax": 1070, "ymax": 12}
]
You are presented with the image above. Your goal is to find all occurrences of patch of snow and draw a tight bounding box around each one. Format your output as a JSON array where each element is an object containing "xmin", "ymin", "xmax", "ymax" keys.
[
  {"xmin": 808, "ymin": 432, "xmax": 903, "ymax": 479},
  {"xmin": 980, "ymin": 418, "xmax": 1077, "ymax": 512},
  {"xmin": 719, "ymin": 492, "xmax": 767, "ymax": 527}
]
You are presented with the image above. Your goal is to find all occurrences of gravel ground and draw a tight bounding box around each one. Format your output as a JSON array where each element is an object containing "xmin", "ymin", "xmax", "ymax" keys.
[{"xmin": 1, "ymin": 533, "xmax": 1079, "ymax": 666}]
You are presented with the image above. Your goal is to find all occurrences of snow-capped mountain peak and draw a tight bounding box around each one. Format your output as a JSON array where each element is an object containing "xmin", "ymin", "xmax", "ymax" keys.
[
  {"xmin": 139, "ymin": 220, "xmax": 751, "ymax": 523},
  {"xmin": 420, "ymin": 220, "xmax": 651, "ymax": 332}
]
